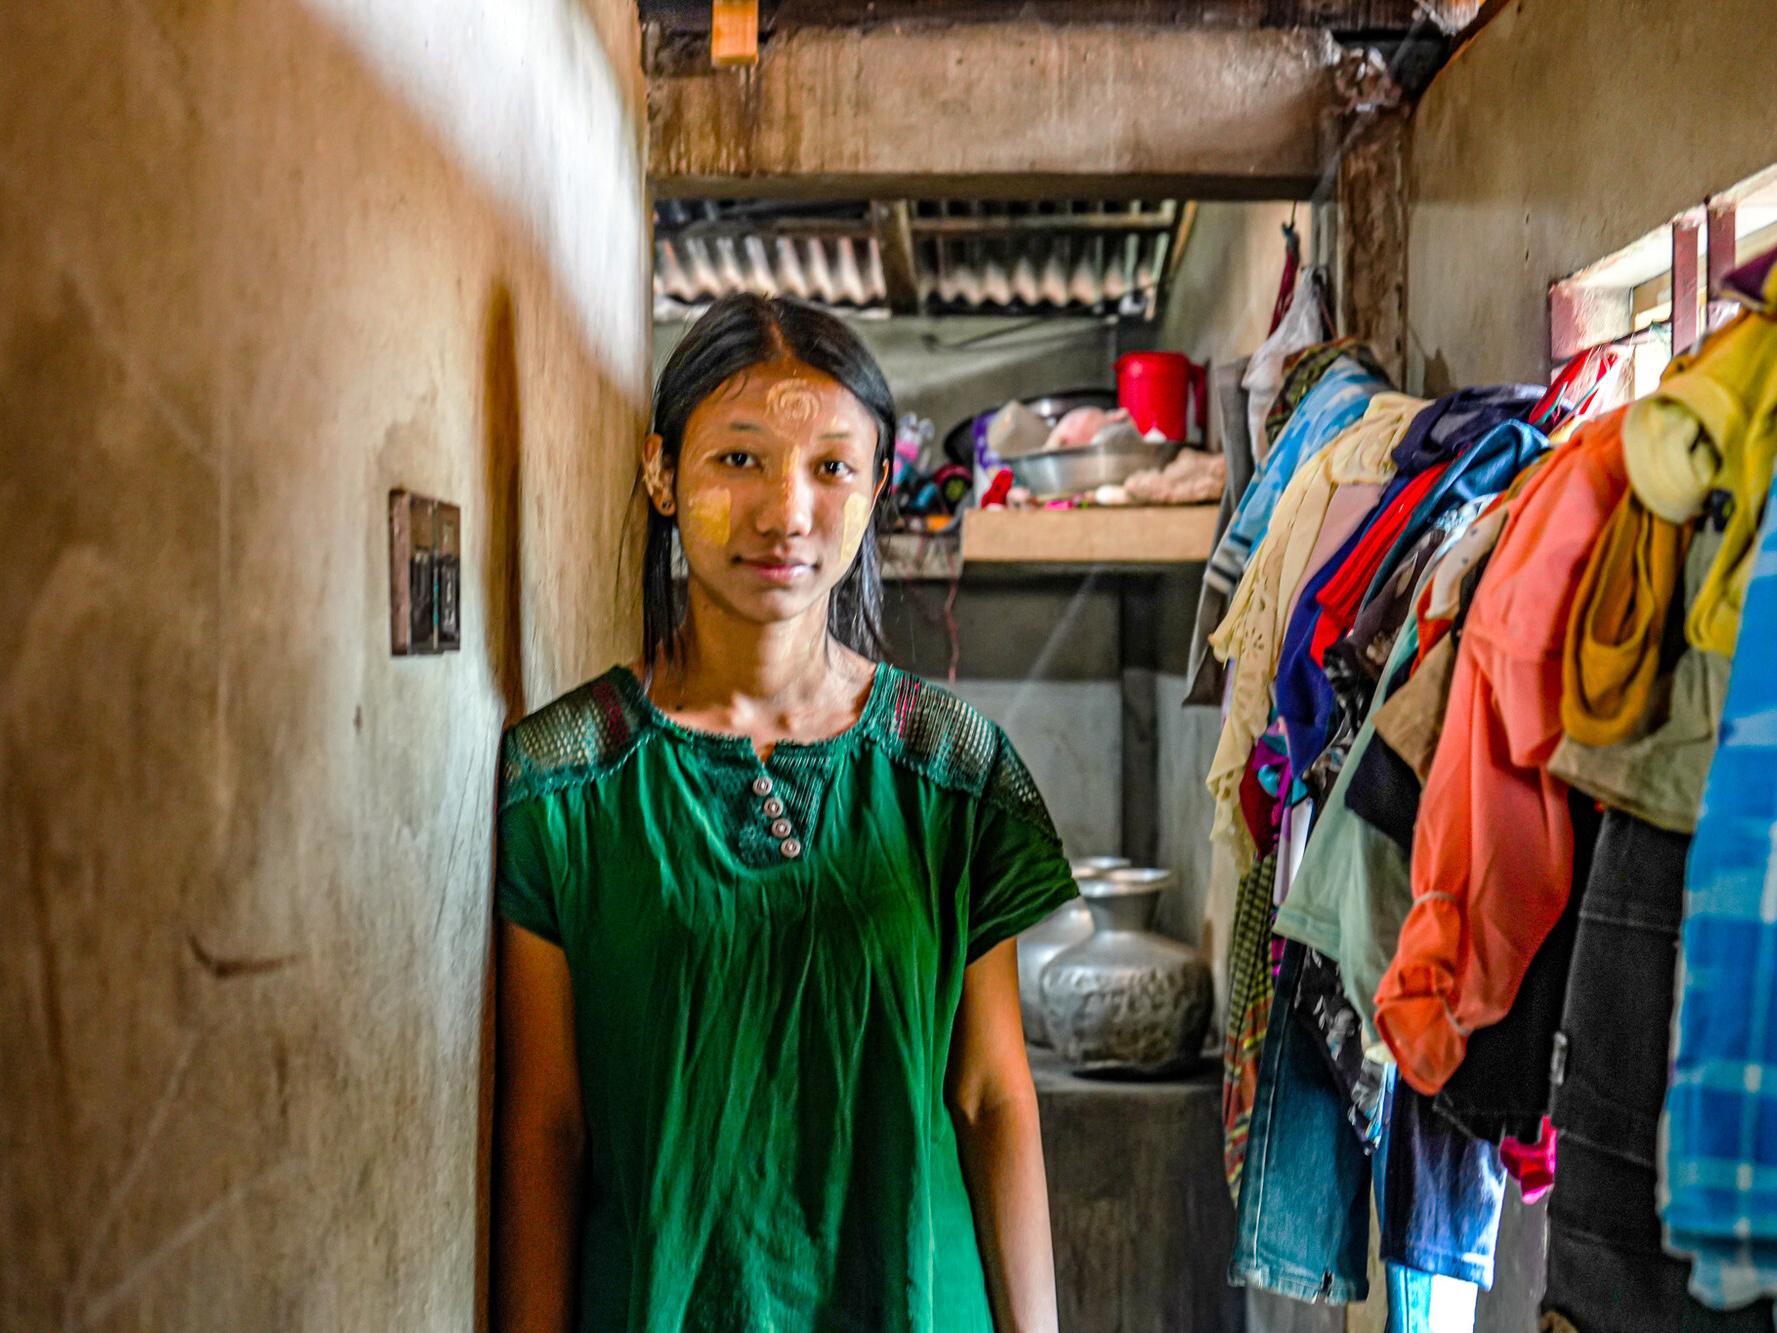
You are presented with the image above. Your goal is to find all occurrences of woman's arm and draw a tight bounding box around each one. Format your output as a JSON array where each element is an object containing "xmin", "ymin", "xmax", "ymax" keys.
[
  {"xmin": 945, "ymin": 938, "xmax": 1061, "ymax": 1333},
  {"xmin": 493, "ymin": 921, "xmax": 586, "ymax": 1333}
]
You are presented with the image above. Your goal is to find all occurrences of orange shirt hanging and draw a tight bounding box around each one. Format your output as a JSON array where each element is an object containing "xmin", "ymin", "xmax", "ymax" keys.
[{"xmin": 1374, "ymin": 410, "xmax": 1630, "ymax": 1095}]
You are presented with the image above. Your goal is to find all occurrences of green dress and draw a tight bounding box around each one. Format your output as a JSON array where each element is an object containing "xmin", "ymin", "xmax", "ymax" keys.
[{"xmin": 496, "ymin": 662, "xmax": 1078, "ymax": 1332}]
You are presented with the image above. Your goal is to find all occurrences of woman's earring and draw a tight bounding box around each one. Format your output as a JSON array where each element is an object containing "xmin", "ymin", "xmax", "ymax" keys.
[{"xmin": 658, "ymin": 495, "xmax": 677, "ymax": 516}]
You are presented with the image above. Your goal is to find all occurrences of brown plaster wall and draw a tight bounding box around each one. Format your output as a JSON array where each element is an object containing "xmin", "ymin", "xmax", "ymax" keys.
[
  {"xmin": 1405, "ymin": 0, "xmax": 1777, "ymax": 393},
  {"xmin": 0, "ymin": 2, "xmax": 645, "ymax": 1327},
  {"xmin": 1157, "ymin": 201, "xmax": 1310, "ymax": 368}
]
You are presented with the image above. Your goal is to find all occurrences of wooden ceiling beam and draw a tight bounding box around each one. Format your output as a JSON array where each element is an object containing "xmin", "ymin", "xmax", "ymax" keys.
[
  {"xmin": 649, "ymin": 24, "xmax": 1340, "ymax": 200},
  {"xmin": 640, "ymin": 1, "xmax": 1460, "ymax": 34}
]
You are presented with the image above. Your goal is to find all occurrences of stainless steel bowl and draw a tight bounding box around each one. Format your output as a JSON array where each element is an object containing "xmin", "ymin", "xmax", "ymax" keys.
[
  {"xmin": 1068, "ymin": 855, "xmax": 1132, "ymax": 878},
  {"xmin": 1078, "ymin": 866, "xmax": 1175, "ymax": 898},
  {"xmin": 941, "ymin": 388, "xmax": 1118, "ymax": 468},
  {"xmin": 1007, "ymin": 440, "xmax": 1182, "ymax": 499}
]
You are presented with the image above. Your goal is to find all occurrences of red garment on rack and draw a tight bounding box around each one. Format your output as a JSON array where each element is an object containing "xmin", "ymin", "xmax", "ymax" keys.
[
  {"xmin": 1532, "ymin": 345, "xmax": 1621, "ymax": 433},
  {"xmin": 1309, "ymin": 463, "xmax": 1452, "ymax": 665},
  {"xmin": 1239, "ymin": 746, "xmax": 1280, "ymax": 847},
  {"xmin": 1267, "ymin": 226, "xmax": 1302, "ymax": 336}
]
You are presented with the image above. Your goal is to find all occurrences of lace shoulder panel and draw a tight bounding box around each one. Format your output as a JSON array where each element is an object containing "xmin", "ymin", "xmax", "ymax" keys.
[
  {"xmin": 499, "ymin": 670, "xmax": 649, "ymax": 810},
  {"xmin": 873, "ymin": 671, "xmax": 1060, "ymax": 843}
]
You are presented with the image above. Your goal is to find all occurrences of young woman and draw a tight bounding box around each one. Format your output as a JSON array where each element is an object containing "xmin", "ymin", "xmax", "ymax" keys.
[{"xmin": 492, "ymin": 293, "xmax": 1077, "ymax": 1332}]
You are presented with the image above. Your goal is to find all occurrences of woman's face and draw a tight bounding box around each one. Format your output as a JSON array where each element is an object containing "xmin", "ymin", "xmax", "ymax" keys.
[{"xmin": 649, "ymin": 357, "xmax": 883, "ymax": 631}]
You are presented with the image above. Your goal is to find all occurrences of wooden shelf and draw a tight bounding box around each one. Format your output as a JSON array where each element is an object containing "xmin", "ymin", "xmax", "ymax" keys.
[
  {"xmin": 960, "ymin": 504, "xmax": 1218, "ymax": 568},
  {"xmin": 880, "ymin": 530, "xmax": 963, "ymax": 581}
]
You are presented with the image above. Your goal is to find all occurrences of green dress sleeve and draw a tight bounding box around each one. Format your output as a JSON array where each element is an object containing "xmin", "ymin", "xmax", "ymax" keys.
[
  {"xmin": 964, "ymin": 731, "xmax": 1079, "ymax": 963},
  {"xmin": 495, "ymin": 730, "xmax": 563, "ymax": 945},
  {"xmin": 496, "ymin": 799, "xmax": 560, "ymax": 944}
]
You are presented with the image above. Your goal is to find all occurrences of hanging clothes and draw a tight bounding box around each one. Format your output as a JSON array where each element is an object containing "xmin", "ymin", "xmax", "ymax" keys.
[
  {"xmin": 1222, "ymin": 849, "xmax": 1279, "ymax": 1198},
  {"xmin": 1267, "ymin": 499, "xmax": 1409, "ymax": 779},
  {"xmin": 1413, "ymin": 483, "xmax": 1536, "ymax": 667},
  {"xmin": 1532, "ymin": 344, "xmax": 1623, "ymax": 434},
  {"xmin": 1292, "ymin": 943, "xmax": 1389, "ymax": 1152},
  {"xmin": 1375, "ymin": 412, "xmax": 1630, "ymax": 1096},
  {"xmin": 1363, "ymin": 407, "xmax": 1547, "ymax": 604},
  {"xmin": 1312, "ymin": 518, "xmax": 1466, "ymax": 803},
  {"xmin": 1620, "ymin": 279, "xmax": 1777, "ymax": 655},
  {"xmin": 1205, "ymin": 355, "xmax": 1390, "ymax": 601},
  {"xmin": 1353, "ymin": 384, "xmax": 1544, "ymax": 611},
  {"xmin": 1228, "ymin": 941, "xmax": 1376, "ymax": 1304},
  {"xmin": 1273, "ymin": 458, "xmax": 1533, "ymax": 1073},
  {"xmin": 1276, "ymin": 617, "xmax": 1429, "ymax": 1052},
  {"xmin": 1242, "ymin": 267, "xmax": 1329, "ymax": 467},
  {"xmin": 1271, "ymin": 413, "xmax": 1546, "ymax": 785},
  {"xmin": 1280, "ymin": 482, "xmax": 1390, "ymax": 641},
  {"xmin": 1560, "ymin": 491, "xmax": 1692, "ymax": 746},
  {"xmin": 1426, "ymin": 788, "xmax": 1601, "ymax": 1149},
  {"xmin": 1183, "ymin": 358, "xmax": 1257, "ymax": 703},
  {"xmin": 1222, "ymin": 729, "xmax": 1290, "ymax": 1197},
  {"xmin": 1206, "ymin": 391, "xmax": 1421, "ymax": 867},
  {"xmin": 1663, "ymin": 450, "xmax": 1777, "ymax": 1311},
  {"xmin": 1306, "ymin": 466, "xmax": 1455, "ymax": 668},
  {"xmin": 1544, "ymin": 811, "xmax": 1774, "ymax": 1332},
  {"xmin": 1205, "ymin": 250, "xmax": 1777, "ymax": 1328},
  {"xmin": 1549, "ymin": 523, "xmax": 1732, "ymax": 834},
  {"xmin": 1265, "ymin": 337, "xmax": 1393, "ymax": 453},
  {"xmin": 1229, "ymin": 942, "xmax": 1503, "ymax": 1307}
]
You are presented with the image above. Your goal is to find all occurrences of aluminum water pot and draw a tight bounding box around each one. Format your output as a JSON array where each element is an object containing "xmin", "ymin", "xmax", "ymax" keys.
[
  {"xmin": 1016, "ymin": 857, "xmax": 1128, "ymax": 1046},
  {"xmin": 1038, "ymin": 867, "xmax": 1214, "ymax": 1077}
]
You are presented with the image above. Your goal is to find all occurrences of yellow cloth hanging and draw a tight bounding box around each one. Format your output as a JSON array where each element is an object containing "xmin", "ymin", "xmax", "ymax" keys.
[
  {"xmin": 1561, "ymin": 490, "xmax": 1689, "ymax": 747},
  {"xmin": 1622, "ymin": 397, "xmax": 1717, "ymax": 521},
  {"xmin": 1621, "ymin": 261, "xmax": 1777, "ymax": 655}
]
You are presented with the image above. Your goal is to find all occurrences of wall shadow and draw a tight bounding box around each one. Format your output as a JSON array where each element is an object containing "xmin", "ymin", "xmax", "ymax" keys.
[
  {"xmin": 483, "ymin": 281, "xmax": 526, "ymax": 725},
  {"xmin": 475, "ymin": 279, "xmax": 524, "ymax": 1333}
]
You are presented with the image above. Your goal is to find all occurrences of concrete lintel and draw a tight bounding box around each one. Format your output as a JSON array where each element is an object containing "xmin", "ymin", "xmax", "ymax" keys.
[
  {"xmin": 648, "ymin": 24, "xmax": 1341, "ymax": 200},
  {"xmin": 644, "ymin": 1, "xmax": 1454, "ymax": 32}
]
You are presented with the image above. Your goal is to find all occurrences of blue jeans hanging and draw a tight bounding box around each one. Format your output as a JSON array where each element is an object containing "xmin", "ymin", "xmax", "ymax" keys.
[{"xmin": 1230, "ymin": 940, "xmax": 1505, "ymax": 1307}]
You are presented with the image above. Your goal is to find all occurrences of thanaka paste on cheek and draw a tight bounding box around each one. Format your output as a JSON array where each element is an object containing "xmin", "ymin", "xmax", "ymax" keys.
[
  {"xmin": 840, "ymin": 493, "xmax": 869, "ymax": 565},
  {"xmin": 685, "ymin": 488, "xmax": 731, "ymax": 547}
]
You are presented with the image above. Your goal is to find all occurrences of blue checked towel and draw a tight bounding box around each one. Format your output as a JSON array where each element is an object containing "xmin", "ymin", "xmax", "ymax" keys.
[
  {"xmin": 1664, "ymin": 465, "xmax": 1777, "ymax": 1312},
  {"xmin": 1203, "ymin": 355, "xmax": 1391, "ymax": 597}
]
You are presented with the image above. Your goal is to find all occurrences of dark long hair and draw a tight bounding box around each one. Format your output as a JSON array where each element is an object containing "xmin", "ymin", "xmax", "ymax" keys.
[{"xmin": 642, "ymin": 294, "xmax": 896, "ymax": 671}]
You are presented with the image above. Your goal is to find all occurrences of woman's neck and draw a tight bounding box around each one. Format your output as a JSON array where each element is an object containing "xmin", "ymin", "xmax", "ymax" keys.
[{"xmin": 648, "ymin": 586, "xmax": 869, "ymax": 731}]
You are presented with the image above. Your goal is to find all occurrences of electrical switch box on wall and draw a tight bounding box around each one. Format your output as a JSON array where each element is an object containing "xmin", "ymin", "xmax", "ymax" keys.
[{"xmin": 389, "ymin": 489, "xmax": 462, "ymax": 655}]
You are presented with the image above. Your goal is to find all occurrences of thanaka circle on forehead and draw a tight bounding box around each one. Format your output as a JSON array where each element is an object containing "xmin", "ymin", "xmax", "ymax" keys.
[
  {"xmin": 763, "ymin": 376, "xmax": 823, "ymax": 428},
  {"xmin": 692, "ymin": 357, "xmax": 871, "ymax": 444}
]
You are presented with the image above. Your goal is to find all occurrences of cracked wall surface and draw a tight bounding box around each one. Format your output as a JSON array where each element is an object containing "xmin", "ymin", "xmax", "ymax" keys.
[{"xmin": 0, "ymin": 1, "xmax": 646, "ymax": 1327}]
